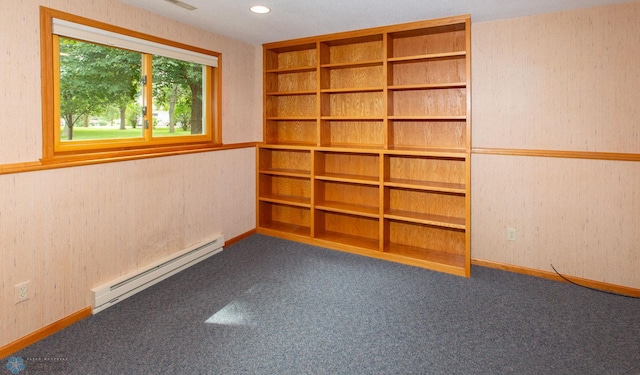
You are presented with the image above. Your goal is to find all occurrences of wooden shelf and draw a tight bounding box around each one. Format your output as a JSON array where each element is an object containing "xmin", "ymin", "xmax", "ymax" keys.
[
  {"xmin": 321, "ymin": 59, "xmax": 383, "ymax": 92},
  {"xmin": 388, "ymin": 22, "xmax": 467, "ymax": 59},
  {"xmin": 321, "ymin": 87, "xmax": 384, "ymax": 94},
  {"xmin": 259, "ymin": 168, "xmax": 310, "ymax": 177},
  {"xmin": 385, "ymin": 185, "xmax": 465, "ymax": 228},
  {"xmin": 320, "ymin": 119, "xmax": 385, "ymax": 149},
  {"xmin": 383, "ymin": 217, "xmax": 466, "ymax": 272},
  {"xmin": 320, "ymin": 34, "xmax": 384, "ymax": 66},
  {"xmin": 258, "ymin": 143, "xmax": 315, "ymax": 151},
  {"xmin": 385, "ymin": 179, "xmax": 465, "ymax": 194},
  {"xmin": 387, "ymin": 51, "xmax": 466, "ymax": 63},
  {"xmin": 321, "ymin": 60, "xmax": 384, "ymax": 69},
  {"xmin": 316, "ymin": 172, "xmax": 379, "ymax": 185},
  {"xmin": 263, "ymin": 140, "xmax": 317, "ymax": 147},
  {"xmin": 384, "ymin": 153, "xmax": 466, "ymax": 192},
  {"xmin": 388, "ymin": 115, "xmax": 466, "ymax": 120},
  {"xmin": 264, "ymin": 42, "xmax": 316, "ymax": 71},
  {"xmin": 321, "ymin": 91, "xmax": 384, "ymax": 118},
  {"xmin": 385, "ymin": 147, "xmax": 466, "ymax": 157},
  {"xmin": 265, "ymin": 68, "xmax": 316, "ymax": 93},
  {"xmin": 260, "ymin": 221, "xmax": 311, "ymax": 237},
  {"xmin": 259, "ymin": 200, "xmax": 311, "ymax": 238},
  {"xmin": 314, "ymin": 151, "xmax": 380, "ymax": 181},
  {"xmin": 389, "ymin": 89, "xmax": 466, "ymax": 117},
  {"xmin": 384, "ymin": 147, "xmax": 466, "ymax": 156},
  {"xmin": 266, "ymin": 94, "xmax": 316, "ymax": 118},
  {"xmin": 266, "ymin": 90, "xmax": 317, "ymax": 96},
  {"xmin": 266, "ymin": 116, "xmax": 317, "ymax": 121},
  {"xmin": 388, "ymin": 118, "xmax": 467, "ymax": 150},
  {"xmin": 258, "ymin": 147, "xmax": 311, "ymax": 176},
  {"xmin": 319, "ymin": 143, "xmax": 384, "ymax": 150},
  {"xmin": 259, "ymin": 16, "xmax": 471, "ymax": 277},
  {"xmin": 388, "ymin": 82, "xmax": 466, "ymax": 90},
  {"xmin": 259, "ymin": 194, "xmax": 310, "ymax": 207},
  {"xmin": 384, "ymin": 209, "xmax": 465, "ymax": 230},
  {"xmin": 316, "ymin": 231, "xmax": 379, "ymax": 252},
  {"xmin": 316, "ymin": 201, "xmax": 379, "ymax": 218},
  {"xmin": 384, "ymin": 242, "xmax": 466, "ymax": 270},
  {"xmin": 265, "ymin": 66, "xmax": 316, "ymax": 74},
  {"xmin": 315, "ymin": 177, "xmax": 379, "ymax": 218},
  {"xmin": 259, "ymin": 172, "xmax": 311, "ymax": 209},
  {"xmin": 320, "ymin": 116, "xmax": 385, "ymax": 121},
  {"xmin": 315, "ymin": 209, "xmax": 380, "ymax": 250}
]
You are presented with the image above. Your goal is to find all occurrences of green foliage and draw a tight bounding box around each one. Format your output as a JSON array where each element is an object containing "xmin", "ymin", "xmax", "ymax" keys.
[
  {"xmin": 127, "ymin": 102, "xmax": 141, "ymax": 128},
  {"xmin": 59, "ymin": 37, "xmax": 141, "ymax": 140},
  {"xmin": 152, "ymin": 56, "xmax": 204, "ymax": 134}
]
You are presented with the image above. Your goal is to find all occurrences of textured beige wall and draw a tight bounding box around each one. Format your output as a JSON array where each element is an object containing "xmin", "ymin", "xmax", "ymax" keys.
[
  {"xmin": 472, "ymin": 154, "xmax": 640, "ymax": 286},
  {"xmin": 1, "ymin": 0, "xmax": 261, "ymax": 346},
  {"xmin": 473, "ymin": 2, "xmax": 640, "ymax": 152},
  {"xmin": 471, "ymin": 3, "xmax": 640, "ymax": 287}
]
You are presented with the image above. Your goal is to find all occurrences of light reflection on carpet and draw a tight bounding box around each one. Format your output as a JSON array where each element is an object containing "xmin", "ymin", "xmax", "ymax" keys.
[
  {"xmin": 205, "ymin": 282, "xmax": 277, "ymax": 327},
  {"xmin": 205, "ymin": 300, "xmax": 257, "ymax": 327}
]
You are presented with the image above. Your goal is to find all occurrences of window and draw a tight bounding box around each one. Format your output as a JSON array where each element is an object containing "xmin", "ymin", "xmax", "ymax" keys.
[{"xmin": 40, "ymin": 7, "xmax": 222, "ymax": 162}]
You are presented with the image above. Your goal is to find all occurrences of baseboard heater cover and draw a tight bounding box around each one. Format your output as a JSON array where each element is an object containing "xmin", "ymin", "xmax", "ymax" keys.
[{"xmin": 91, "ymin": 233, "xmax": 224, "ymax": 314}]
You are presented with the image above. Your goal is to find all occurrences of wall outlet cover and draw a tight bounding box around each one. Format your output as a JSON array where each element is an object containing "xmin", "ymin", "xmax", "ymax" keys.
[{"xmin": 15, "ymin": 281, "xmax": 30, "ymax": 303}]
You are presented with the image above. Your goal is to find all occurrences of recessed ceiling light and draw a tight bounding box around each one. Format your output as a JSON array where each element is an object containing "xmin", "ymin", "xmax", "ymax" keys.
[{"xmin": 250, "ymin": 5, "xmax": 271, "ymax": 14}]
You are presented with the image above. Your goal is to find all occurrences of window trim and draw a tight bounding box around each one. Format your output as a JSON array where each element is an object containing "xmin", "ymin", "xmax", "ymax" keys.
[{"xmin": 40, "ymin": 6, "xmax": 222, "ymax": 164}]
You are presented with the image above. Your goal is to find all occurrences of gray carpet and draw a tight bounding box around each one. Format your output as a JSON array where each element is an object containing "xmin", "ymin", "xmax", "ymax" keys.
[{"xmin": 4, "ymin": 234, "xmax": 640, "ymax": 374}]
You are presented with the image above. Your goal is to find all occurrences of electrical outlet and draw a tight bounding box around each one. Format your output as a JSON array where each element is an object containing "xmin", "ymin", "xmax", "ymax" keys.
[
  {"xmin": 15, "ymin": 281, "xmax": 30, "ymax": 304},
  {"xmin": 507, "ymin": 227, "xmax": 517, "ymax": 241}
]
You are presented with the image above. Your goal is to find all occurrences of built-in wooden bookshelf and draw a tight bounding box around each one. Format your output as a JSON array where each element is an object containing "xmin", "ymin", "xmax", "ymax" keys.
[{"xmin": 257, "ymin": 15, "xmax": 471, "ymax": 276}]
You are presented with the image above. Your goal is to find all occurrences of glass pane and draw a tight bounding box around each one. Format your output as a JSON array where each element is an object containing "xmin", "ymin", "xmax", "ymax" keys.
[
  {"xmin": 151, "ymin": 56, "xmax": 206, "ymax": 137},
  {"xmin": 58, "ymin": 37, "xmax": 143, "ymax": 142}
]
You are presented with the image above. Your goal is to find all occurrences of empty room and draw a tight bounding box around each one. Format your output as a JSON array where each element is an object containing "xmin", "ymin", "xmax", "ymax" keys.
[{"xmin": 1, "ymin": 0, "xmax": 639, "ymax": 373}]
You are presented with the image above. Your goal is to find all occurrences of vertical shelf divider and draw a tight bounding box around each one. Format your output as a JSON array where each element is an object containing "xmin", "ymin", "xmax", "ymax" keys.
[
  {"xmin": 378, "ymin": 150, "xmax": 386, "ymax": 252},
  {"xmin": 309, "ymin": 148, "xmax": 316, "ymax": 238}
]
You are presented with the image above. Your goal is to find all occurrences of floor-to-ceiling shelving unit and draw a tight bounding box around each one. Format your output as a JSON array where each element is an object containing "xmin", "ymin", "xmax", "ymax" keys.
[{"xmin": 257, "ymin": 15, "xmax": 471, "ymax": 276}]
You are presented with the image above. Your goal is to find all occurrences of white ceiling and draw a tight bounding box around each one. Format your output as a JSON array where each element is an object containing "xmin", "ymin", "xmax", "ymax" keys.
[{"xmin": 119, "ymin": 0, "xmax": 635, "ymax": 45}]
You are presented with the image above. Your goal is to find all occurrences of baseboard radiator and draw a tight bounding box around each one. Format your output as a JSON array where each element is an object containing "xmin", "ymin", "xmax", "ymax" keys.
[{"xmin": 92, "ymin": 233, "xmax": 224, "ymax": 314}]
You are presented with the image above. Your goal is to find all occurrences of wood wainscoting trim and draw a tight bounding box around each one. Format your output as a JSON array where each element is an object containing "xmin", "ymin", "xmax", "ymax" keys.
[
  {"xmin": 472, "ymin": 259, "xmax": 640, "ymax": 298},
  {"xmin": 0, "ymin": 306, "xmax": 92, "ymax": 359},
  {"xmin": 472, "ymin": 147, "xmax": 640, "ymax": 162},
  {"xmin": 224, "ymin": 229, "xmax": 257, "ymax": 248},
  {"xmin": 0, "ymin": 142, "xmax": 259, "ymax": 176}
]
